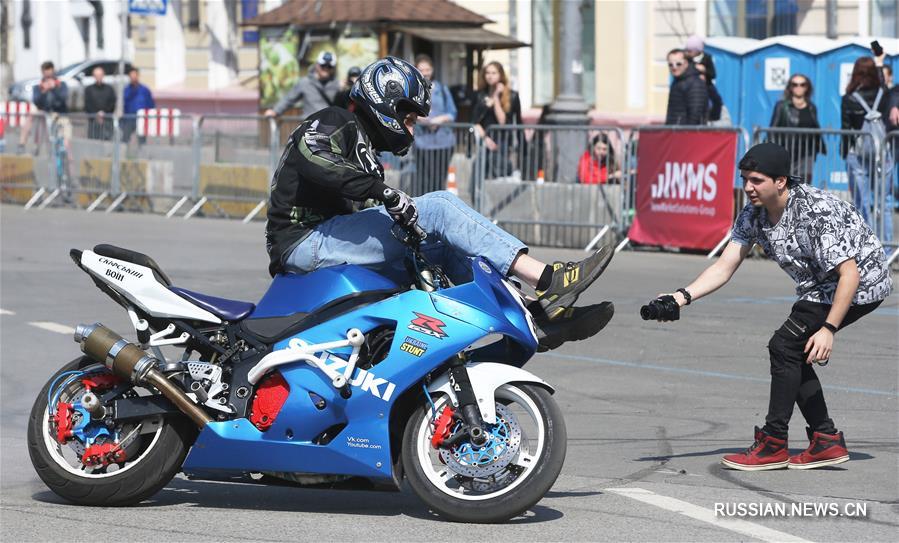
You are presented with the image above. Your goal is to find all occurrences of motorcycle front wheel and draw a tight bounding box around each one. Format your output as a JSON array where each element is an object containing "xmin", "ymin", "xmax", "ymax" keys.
[{"xmin": 402, "ymin": 383, "xmax": 566, "ymax": 523}]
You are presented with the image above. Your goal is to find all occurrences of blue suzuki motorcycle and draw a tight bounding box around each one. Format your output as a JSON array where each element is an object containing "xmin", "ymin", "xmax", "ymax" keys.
[{"xmin": 27, "ymin": 213, "xmax": 566, "ymax": 523}]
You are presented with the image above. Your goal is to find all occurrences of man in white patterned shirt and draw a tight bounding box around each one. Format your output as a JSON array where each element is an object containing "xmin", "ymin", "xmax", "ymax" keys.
[{"xmin": 644, "ymin": 142, "xmax": 891, "ymax": 471}]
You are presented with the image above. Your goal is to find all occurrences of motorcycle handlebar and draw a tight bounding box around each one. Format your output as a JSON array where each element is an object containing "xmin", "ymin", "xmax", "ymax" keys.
[{"xmin": 383, "ymin": 188, "xmax": 427, "ymax": 244}]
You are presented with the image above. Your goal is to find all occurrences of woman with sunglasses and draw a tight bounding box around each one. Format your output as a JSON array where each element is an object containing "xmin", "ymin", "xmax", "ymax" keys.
[{"xmin": 769, "ymin": 74, "xmax": 825, "ymax": 184}]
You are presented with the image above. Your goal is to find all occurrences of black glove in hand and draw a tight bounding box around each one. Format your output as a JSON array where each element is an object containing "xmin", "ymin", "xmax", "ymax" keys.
[
  {"xmin": 640, "ymin": 295, "xmax": 680, "ymax": 322},
  {"xmin": 384, "ymin": 189, "xmax": 419, "ymax": 229}
]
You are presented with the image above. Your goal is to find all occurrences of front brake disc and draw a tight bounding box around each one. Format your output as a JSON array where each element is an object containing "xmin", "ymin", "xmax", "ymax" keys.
[{"xmin": 438, "ymin": 403, "xmax": 522, "ymax": 478}]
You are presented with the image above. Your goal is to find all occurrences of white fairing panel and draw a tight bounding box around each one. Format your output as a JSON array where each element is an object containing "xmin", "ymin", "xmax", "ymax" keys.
[
  {"xmin": 428, "ymin": 362, "xmax": 552, "ymax": 424},
  {"xmin": 80, "ymin": 250, "xmax": 221, "ymax": 323}
]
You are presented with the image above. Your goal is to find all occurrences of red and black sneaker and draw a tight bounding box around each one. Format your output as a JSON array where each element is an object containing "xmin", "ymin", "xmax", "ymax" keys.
[
  {"xmin": 788, "ymin": 427, "xmax": 849, "ymax": 470},
  {"xmin": 721, "ymin": 426, "xmax": 789, "ymax": 471}
]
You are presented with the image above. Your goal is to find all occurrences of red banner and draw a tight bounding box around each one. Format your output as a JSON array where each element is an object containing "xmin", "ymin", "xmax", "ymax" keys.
[{"xmin": 628, "ymin": 130, "xmax": 737, "ymax": 250}]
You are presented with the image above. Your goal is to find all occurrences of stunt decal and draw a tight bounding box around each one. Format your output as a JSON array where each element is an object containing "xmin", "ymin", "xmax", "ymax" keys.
[
  {"xmin": 408, "ymin": 312, "xmax": 448, "ymax": 339},
  {"xmin": 399, "ymin": 336, "xmax": 428, "ymax": 357}
]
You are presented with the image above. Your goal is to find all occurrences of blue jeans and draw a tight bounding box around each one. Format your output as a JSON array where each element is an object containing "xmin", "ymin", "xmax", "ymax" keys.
[
  {"xmin": 848, "ymin": 154, "xmax": 894, "ymax": 246},
  {"xmin": 285, "ymin": 191, "xmax": 527, "ymax": 285}
]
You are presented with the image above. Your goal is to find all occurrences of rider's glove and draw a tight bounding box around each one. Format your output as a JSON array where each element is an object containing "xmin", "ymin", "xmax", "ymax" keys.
[{"xmin": 383, "ymin": 189, "xmax": 419, "ymax": 229}]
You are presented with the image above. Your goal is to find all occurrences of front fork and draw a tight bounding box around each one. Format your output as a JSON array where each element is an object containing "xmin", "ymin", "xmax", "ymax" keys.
[{"xmin": 447, "ymin": 354, "xmax": 488, "ymax": 447}]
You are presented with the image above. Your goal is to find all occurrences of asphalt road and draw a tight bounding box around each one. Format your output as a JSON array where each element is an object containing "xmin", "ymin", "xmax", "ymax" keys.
[{"xmin": 1, "ymin": 204, "xmax": 897, "ymax": 542}]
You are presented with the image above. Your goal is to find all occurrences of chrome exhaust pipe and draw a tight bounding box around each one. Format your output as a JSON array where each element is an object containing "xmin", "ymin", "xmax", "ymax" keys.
[{"xmin": 74, "ymin": 323, "xmax": 212, "ymax": 428}]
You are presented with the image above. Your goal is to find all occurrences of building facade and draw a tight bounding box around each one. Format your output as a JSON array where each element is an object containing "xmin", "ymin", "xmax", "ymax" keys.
[
  {"xmin": 462, "ymin": 0, "xmax": 898, "ymax": 124},
  {"xmin": 4, "ymin": 0, "xmax": 898, "ymax": 120}
]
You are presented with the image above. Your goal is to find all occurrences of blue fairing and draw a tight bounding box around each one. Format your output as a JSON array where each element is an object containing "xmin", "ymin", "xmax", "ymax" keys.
[
  {"xmin": 183, "ymin": 258, "xmax": 536, "ymax": 480},
  {"xmin": 250, "ymin": 265, "xmax": 399, "ymax": 318}
]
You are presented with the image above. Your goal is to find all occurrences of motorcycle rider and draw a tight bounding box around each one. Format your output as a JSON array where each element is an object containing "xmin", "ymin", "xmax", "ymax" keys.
[{"xmin": 266, "ymin": 57, "xmax": 615, "ymax": 351}]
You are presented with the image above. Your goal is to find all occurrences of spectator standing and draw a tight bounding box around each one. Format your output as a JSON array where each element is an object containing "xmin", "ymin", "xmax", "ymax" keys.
[
  {"xmin": 883, "ymin": 64, "xmax": 899, "ymax": 221},
  {"xmin": 665, "ymin": 49, "xmax": 708, "ymax": 126},
  {"xmin": 413, "ymin": 54, "xmax": 457, "ymax": 194},
  {"xmin": 577, "ymin": 134, "xmax": 621, "ymax": 184},
  {"xmin": 883, "ymin": 64, "xmax": 899, "ymax": 131},
  {"xmin": 84, "ymin": 66, "xmax": 116, "ymax": 140},
  {"xmin": 684, "ymin": 35, "xmax": 716, "ymax": 81},
  {"xmin": 472, "ymin": 61, "xmax": 521, "ymax": 178},
  {"xmin": 19, "ymin": 61, "xmax": 69, "ymax": 152},
  {"xmin": 841, "ymin": 56, "xmax": 891, "ymax": 241},
  {"xmin": 265, "ymin": 51, "xmax": 340, "ymax": 119},
  {"xmin": 122, "ymin": 67, "xmax": 155, "ymax": 144},
  {"xmin": 684, "ymin": 35, "xmax": 724, "ymax": 123},
  {"xmin": 334, "ymin": 66, "xmax": 361, "ymax": 109},
  {"xmin": 769, "ymin": 73, "xmax": 825, "ymax": 184},
  {"xmin": 32, "ymin": 61, "xmax": 68, "ymax": 113}
]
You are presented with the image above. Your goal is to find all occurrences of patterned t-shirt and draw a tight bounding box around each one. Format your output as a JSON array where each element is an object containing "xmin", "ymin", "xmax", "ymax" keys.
[{"xmin": 731, "ymin": 184, "xmax": 892, "ymax": 305}]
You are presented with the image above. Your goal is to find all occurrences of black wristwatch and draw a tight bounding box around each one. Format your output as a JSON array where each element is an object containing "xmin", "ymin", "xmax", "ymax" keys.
[
  {"xmin": 676, "ymin": 288, "xmax": 692, "ymax": 305},
  {"xmin": 822, "ymin": 322, "xmax": 838, "ymax": 334}
]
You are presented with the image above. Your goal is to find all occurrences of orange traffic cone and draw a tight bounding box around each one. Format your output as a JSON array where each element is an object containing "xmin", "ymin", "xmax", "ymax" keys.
[
  {"xmin": 536, "ymin": 168, "xmax": 545, "ymax": 184},
  {"xmin": 446, "ymin": 165, "xmax": 458, "ymax": 195}
]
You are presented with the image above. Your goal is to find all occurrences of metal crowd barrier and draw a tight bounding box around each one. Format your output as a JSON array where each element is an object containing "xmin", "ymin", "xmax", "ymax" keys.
[
  {"xmin": 400, "ymin": 122, "xmax": 479, "ymax": 202},
  {"xmin": 189, "ymin": 115, "xmax": 277, "ymax": 220},
  {"xmin": 476, "ymin": 124, "xmax": 627, "ymax": 249},
  {"xmin": 753, "ymin": 126, "xmax": 897, "ymax": 263},
  {"xmin": 0, "ymin": 111, "xmax": 52, "ymax": 206}
]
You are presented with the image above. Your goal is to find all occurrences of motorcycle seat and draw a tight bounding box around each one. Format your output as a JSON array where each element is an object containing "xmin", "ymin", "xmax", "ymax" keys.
[
  {"xmin": 169, "ymin": 287, "xmax": 256, "ymax": 322},
  {"xmin": 93, "ymin": 244, "xmax": 172, "ymax": 286}
]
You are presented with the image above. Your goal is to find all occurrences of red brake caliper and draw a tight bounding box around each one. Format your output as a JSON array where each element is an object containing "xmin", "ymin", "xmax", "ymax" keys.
[
  {"xmin": 54, "ymin": 402, "xmax": 75, "ymax": 444},
  {"xmin": 430, "ymin": 406, "xmax": 455, "ymax": 449},
  {"xmin": 81, "ymin": 373, "xmax": 122, "ymax": 392},
  {"xmin": 82, "ymin": 443, "xmax": 127, "ymax": 467}
]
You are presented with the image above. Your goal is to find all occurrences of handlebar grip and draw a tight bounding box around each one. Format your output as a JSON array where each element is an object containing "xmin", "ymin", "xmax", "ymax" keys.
[{"xmin": 382, "ymin": 187, "xmax": 399, "ymax": 206}]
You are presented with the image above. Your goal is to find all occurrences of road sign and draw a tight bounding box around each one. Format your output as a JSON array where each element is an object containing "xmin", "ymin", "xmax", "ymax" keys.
[{"xmin": 128, "ymin": 0, "xmax": 167, "ymax": 16}]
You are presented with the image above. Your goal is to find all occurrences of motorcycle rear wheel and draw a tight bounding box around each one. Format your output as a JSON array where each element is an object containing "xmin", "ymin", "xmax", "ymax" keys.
[
  {"xmin": 27, "ymin": 356, "xmax": 195, "ymax": 506},
  {"xmin": 402, "ymin": 383, "xmax": 566, "ymax": 523}
]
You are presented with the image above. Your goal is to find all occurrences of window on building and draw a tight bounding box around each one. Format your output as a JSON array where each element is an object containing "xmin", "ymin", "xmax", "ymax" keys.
[
  {"xmin": 187, "ymin": 0, "xmax": 200, "ymax": 30},
  {"xmin": 532, "ymin": 0, "xmax": 555, "ymax": 106},
  {"xmin": 241, "ymin": 0, "xmax": 259, "ymax": 44},
  {"xmin": 872, "ymin": 0, "xmax": 899, "ymax": 37},
  {"xmin": 582, "ymin": 0, "xmax": 596, "ymax": 107},
  {"xmin": 532, "ymin": 0, "xmax": 595, "ymax": 107},
  {"xmin": 709, "ymin": 0, "xmax": 799, "ymax": 38}
]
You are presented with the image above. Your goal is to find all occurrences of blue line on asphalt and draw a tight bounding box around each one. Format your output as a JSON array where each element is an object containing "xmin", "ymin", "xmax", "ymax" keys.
[{"xmin": 540, "ymin": 352, "xmax": 899, "ymax": 398}]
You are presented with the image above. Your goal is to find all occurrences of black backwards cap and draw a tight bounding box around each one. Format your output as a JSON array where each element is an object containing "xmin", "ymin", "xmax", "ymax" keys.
[{"xmin": 738, "ymin": 142, "xmax": 802, "ymax": 184}]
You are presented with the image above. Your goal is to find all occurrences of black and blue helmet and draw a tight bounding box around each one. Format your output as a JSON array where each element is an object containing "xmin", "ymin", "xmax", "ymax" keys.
[{"xmin": 350, "ymin": 57, "xmax": 431, "ymax": 155}]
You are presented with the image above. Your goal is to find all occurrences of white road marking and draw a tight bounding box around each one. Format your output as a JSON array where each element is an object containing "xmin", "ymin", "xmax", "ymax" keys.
[
  {"xmin": 607, "ymin": 487, "xmax": 811, "ymax": 543},
  {"xmin": 27, "ymin": 322, "xmax": 76, "ymax": 335},
  {"xmin": 0, "ymin": 309, "xmax": 15, "ymax": 315}
]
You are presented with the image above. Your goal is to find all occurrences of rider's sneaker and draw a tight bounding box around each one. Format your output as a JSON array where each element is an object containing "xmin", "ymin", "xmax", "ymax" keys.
[
  {"xmin": 788, "ymin": 428, "xmax": 849, "ymax": 470},
  {"xmin": 534, "ymin": 302, "xmax": 614, "ymax": 352},
  {"xmin": 721, "ymin": 427, "xmax": 789, "ymax": 471},
  {"xmin": 535, "ymin": 246, "xmax": 613, "ymax": 320}
]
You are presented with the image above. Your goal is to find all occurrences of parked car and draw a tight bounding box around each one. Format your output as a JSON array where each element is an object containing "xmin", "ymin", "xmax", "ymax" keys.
[{"xmin": 8, "ymin": 59, "xmax": 134, "ymax": 112}]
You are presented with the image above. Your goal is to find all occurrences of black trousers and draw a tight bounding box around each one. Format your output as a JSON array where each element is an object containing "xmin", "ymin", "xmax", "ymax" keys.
[{"xmin": 763, "ymin": 299, "xmax": 882, "ymax": 439}]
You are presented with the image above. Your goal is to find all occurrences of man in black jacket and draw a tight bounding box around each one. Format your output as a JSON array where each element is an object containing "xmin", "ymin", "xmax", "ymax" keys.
[
  {"xmin": 665, "ymin": 49, "xmax": 708, "ymax": 126},
  {"xmin": 266, "ymin": 57, "xmax": 615, "ymax": 351},
  {"xmin": 84, "ymin": 66, "xmax": 116, "ymax": 140}
]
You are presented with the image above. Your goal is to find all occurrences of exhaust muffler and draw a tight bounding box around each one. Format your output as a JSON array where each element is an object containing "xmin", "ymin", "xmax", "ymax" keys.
[{"xmin": 74, "ymin": 323, "xmax": 212, "ymax": 428}]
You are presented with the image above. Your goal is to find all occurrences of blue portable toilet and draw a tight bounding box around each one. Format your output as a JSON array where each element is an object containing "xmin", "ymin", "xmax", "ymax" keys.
[
  {"xmin": 739, "ymin": 37, "xmax": 822, "ymax": 135},
  {"xmin": 705, "ymin": 37, "xmax": 758, "ymax": 129}
]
